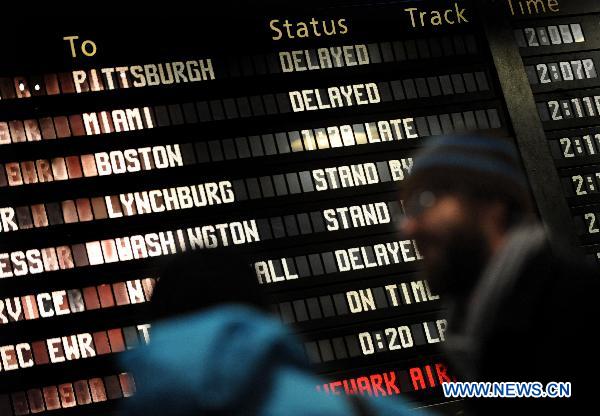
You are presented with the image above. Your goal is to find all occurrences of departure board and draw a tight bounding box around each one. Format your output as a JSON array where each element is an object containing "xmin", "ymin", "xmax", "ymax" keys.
[
  {"xmin": 506, "ymin": 0, "xmax": 600, "ymax": 262},
  {"xmin": 0, "ymin": 1, "xmax": 594, "ymax": 415}
]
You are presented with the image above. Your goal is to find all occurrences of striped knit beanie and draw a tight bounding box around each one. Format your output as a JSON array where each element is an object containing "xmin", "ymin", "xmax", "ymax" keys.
[{"xmin": 403, "ymin": 135, "xmax": 534, "ymax": 224}]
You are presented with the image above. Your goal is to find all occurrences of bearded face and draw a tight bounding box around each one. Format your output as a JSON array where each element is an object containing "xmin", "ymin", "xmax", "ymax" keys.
[{"xmin": 401, "ymin": 193, "xmax": 492, "ymax": 297}]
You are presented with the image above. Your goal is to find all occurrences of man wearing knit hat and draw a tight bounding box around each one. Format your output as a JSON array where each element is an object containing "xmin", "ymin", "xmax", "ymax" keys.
[{"xmin": 400, "ymin": 135, "xmax": 597, "ymax": 414}]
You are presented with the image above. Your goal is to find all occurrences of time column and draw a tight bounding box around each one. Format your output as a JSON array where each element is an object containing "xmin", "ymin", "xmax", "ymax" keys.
[{"xmin": 508, "ymin": 0, "xmax": 600, "ymax": 263}]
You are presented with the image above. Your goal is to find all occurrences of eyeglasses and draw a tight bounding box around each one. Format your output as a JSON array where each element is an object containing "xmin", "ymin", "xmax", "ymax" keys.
[{"xmin": 402, "ymin": 190, "xmax": 438, "ymax": 219}]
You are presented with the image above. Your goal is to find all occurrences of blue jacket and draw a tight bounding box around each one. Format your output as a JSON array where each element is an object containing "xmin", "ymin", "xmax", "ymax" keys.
[{"xmin": 120, "ymin": 305, "xmax": 425, "ymax": 415}]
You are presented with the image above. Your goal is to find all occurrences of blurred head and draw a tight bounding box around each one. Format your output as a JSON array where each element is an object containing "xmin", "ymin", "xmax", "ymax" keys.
[
  {"xmin": 150, "ymin": 248, "xmax": 269, "ymax": 321},
  {"xmin": 400, "ymin": 135, "xmax": 534, "ymax": 296}
]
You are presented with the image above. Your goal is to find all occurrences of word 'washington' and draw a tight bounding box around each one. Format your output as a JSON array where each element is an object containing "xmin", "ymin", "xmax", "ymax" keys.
[{"xmin": 0, "ymin": 221, "xmax": 260, "ymax": 278}]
